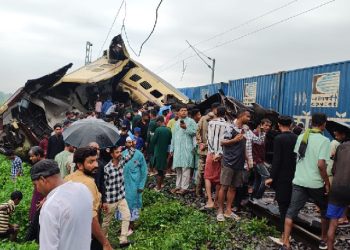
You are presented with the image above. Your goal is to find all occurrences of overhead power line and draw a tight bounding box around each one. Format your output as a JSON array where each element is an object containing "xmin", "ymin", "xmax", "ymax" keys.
[
  {"xmin": 120, "ymin": 0, "xmax": 138, "ymax": 56},
  {"xmin": 137, "ymin": 0, "xmax": 164, "ymax": 56},
  {"xmin": 186, "ymin": 40, "xmax": 211, "ymax": 69},
  {"xmin": 157, "ymin": 0, "xmax": 336, "ymax": 74},
  {"xmin": 120, "ymin": 0, "xmax": 164, "ymax": 57},
  {"xmin": 186, "ymin": 40, "xmax": 216, "ymax": 84},
  {"xmin": 155, "ymin": 0, "xmax": 300, "ymax": 72},
  {"xmin": 98, "ymin": 0, "xmax": 125, "ymax": 56}
]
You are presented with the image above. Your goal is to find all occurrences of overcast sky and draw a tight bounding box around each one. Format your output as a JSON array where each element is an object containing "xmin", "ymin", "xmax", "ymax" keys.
[{"xmin": 1, "ymin": 0, "xmax": 349, "ymax": 94}]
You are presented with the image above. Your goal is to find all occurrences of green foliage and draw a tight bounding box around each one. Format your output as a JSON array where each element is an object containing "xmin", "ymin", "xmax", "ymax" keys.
[
  {"xmin": 0, "ymin": 155, "xmax": 277, "ymax": 250},
  {"xmin": 0, "ymin": 241, "xmax": 38, "ymax": 250},
  {"xmin": 117, "ymin": 189, "xmax": 230, "ymax": 250},
  {"xmin": 239, "ymin": 217, "xmax": 278, "ymax": 238},
  {"xmin": 141, "ymin": 188, "xmax": 168, "ymax": 207},
  {"xmin": 0, "ymin": 155, "xmax": 38, "ymax": 249},
  {"xmin": 109, "ymin": 190, "xmax": 278, "ymax": 249}
]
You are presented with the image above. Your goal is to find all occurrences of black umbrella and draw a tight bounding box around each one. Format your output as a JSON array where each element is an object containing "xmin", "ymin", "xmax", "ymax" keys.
[
  {"xmin": 62, "ymin": 119, "xmax": 120, "ymax": 148},
  {"xmin": 326, "ymin": 120, "xmax": 350, "ymax": 139}
]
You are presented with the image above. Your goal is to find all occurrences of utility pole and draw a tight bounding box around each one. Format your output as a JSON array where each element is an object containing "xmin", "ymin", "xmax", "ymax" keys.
[
  {"xmin": 186, "ymin": 40, "xmax": 215, "ymax": 84},
  {"xmin": 85, "ymin": 41, "xmax": 93, "ymax": 65},
  {"xmin": 211, "ymin": 59, "xmax": 215, "ymax": 84}
]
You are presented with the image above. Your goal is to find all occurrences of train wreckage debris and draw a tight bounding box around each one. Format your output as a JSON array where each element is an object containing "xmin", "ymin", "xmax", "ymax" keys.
[{"xmin": 0, "ymin": 34, "xmax": 278, "ymax": 153}]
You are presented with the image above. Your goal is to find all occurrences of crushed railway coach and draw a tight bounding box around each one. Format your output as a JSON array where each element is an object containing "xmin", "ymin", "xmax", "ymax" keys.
[
  {"xmin": 0, "ymin": 34, "xmax": 278, "ymax": 152},
  {"xmin": 0, "ymin": 35, "xmax": 188, "ymax": 151}
]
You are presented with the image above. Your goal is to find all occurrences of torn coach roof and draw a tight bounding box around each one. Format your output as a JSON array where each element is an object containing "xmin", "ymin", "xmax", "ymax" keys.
[{"xmin": 0, "ymin": 34, "xmax": 188, "ymax": 150}]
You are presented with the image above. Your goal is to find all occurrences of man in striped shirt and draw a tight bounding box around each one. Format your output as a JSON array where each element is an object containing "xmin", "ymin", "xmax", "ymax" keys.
[
  {"xmin": 204, "ymin": 106, "xmax": 227, "ymax": 208},
  {"xmin": 0, "ymin": 191, "xmax": 23, "ymax": 241}
]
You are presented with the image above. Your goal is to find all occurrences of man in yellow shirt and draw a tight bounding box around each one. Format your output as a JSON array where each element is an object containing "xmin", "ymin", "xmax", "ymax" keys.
[{"xmin": 65, "ymin": 147, "xmax": 113, "ymax": 250}]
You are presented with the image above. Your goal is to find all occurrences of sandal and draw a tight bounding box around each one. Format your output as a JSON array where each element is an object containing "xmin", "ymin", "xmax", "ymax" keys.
[
  {"xmin": 224, "ymin": 212, "xmax": 240, "ymax": 220},
  {"xmin": 338, "ymin": 218, "xmax": 349, "ymax": 225},
  {"xmin": 204, "ymin": 204, "xmax": 215, "ymax": 209},
  {"xmin": 170, "ymin": 188, "xmax": 180, "ymax": 194},
  {"xmin": 176, "ymin": 189, "xmax": 187, "ymax": 195},
  {"xmin": 127, "ymin": 229, "xmax": 133, "ymax": 236},
  {"xmin": 216, "ymin": 213, "xmax": 225, "ymax": 222}
]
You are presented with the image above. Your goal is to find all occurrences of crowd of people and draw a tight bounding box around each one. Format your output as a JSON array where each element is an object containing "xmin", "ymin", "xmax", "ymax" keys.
[{"xmin": 1, "ymin": 98, "xmax": 350, "ymax": 250}]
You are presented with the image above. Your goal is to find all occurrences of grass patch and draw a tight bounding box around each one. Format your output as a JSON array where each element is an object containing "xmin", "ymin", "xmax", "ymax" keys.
[{"xmin": 0, "ymin": 154, "xmax": 38, "ymax": 249}]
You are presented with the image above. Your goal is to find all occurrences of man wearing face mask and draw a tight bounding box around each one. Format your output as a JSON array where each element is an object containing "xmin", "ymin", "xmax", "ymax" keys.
[{"xmin": 65, "ymin": 147, "xmax": 113, "ymax": 250}]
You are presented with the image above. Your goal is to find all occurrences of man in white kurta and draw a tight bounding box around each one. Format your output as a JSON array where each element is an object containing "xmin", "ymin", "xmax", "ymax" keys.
[
  {"xmin": 31, "ymin": 159, "xmax": 93, "ymax": 250},
  {"xmin": 170, "ymin": 106, "xmax": 198, "ymax": 194}
]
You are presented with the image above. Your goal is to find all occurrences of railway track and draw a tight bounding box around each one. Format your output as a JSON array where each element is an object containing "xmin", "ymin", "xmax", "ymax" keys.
[
  {"xmin": 248, "ymin": 192, "xmax": 350, "ymax": 250},
  {"xmin": 148, "ymin": 176, "xmax": 350, "ymax": 249}
]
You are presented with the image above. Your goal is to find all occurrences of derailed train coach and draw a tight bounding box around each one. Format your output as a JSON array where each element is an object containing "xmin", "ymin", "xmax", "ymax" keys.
[{"xmin": 0, "ymin": 34, "xmax": 189, "ymax": 151}]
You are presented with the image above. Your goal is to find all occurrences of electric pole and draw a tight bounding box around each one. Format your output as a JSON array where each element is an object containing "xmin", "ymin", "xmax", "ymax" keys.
[
  {"xmin": 85, "ymin": 41, "xmax": 93, "ymax": 65},
  {"xmin": 186, "ymin": 40, "xmax": 215, "ymax": 84}
]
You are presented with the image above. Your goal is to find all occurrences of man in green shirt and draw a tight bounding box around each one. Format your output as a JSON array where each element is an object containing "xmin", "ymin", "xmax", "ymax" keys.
[
  {"xmin": 131, "ymin": 107, "xmax": 142, "ymax": 130},
  {"xmin": 147, "ymin": 110, "xmax": 158, "ymax": 176},
  {"xmin": 281, "ymin": 113, "xmax": 330, "ymax": 250},
  {"xmin": 54, "ymin": 143, "xmax": 75, "ymax": 178},
  {"xmin": 151, "ymin": 116, "xmax": 172, "ymax": 190}
]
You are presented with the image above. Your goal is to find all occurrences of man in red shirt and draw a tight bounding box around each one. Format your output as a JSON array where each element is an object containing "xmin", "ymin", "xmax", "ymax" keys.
[{"xmin": 39, "ymin": 133, "xmax": 49, "ymax": 158}]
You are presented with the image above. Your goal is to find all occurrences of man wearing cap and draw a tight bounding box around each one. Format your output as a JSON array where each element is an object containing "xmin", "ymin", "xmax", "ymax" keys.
[
  {"xmin": 31, "ymin": 159, "xmax": 93, "ymax": 250},
  {"xmin": 119, "ymin": 137, "xmax": 147, "ymax": 233},
  {"xmin": 65, "ymin": 147, "xmax": 113, "ymax": 250},
  {"xmin": 133, "ymin": 127, "xmax": 144, "ymax": 151}
]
